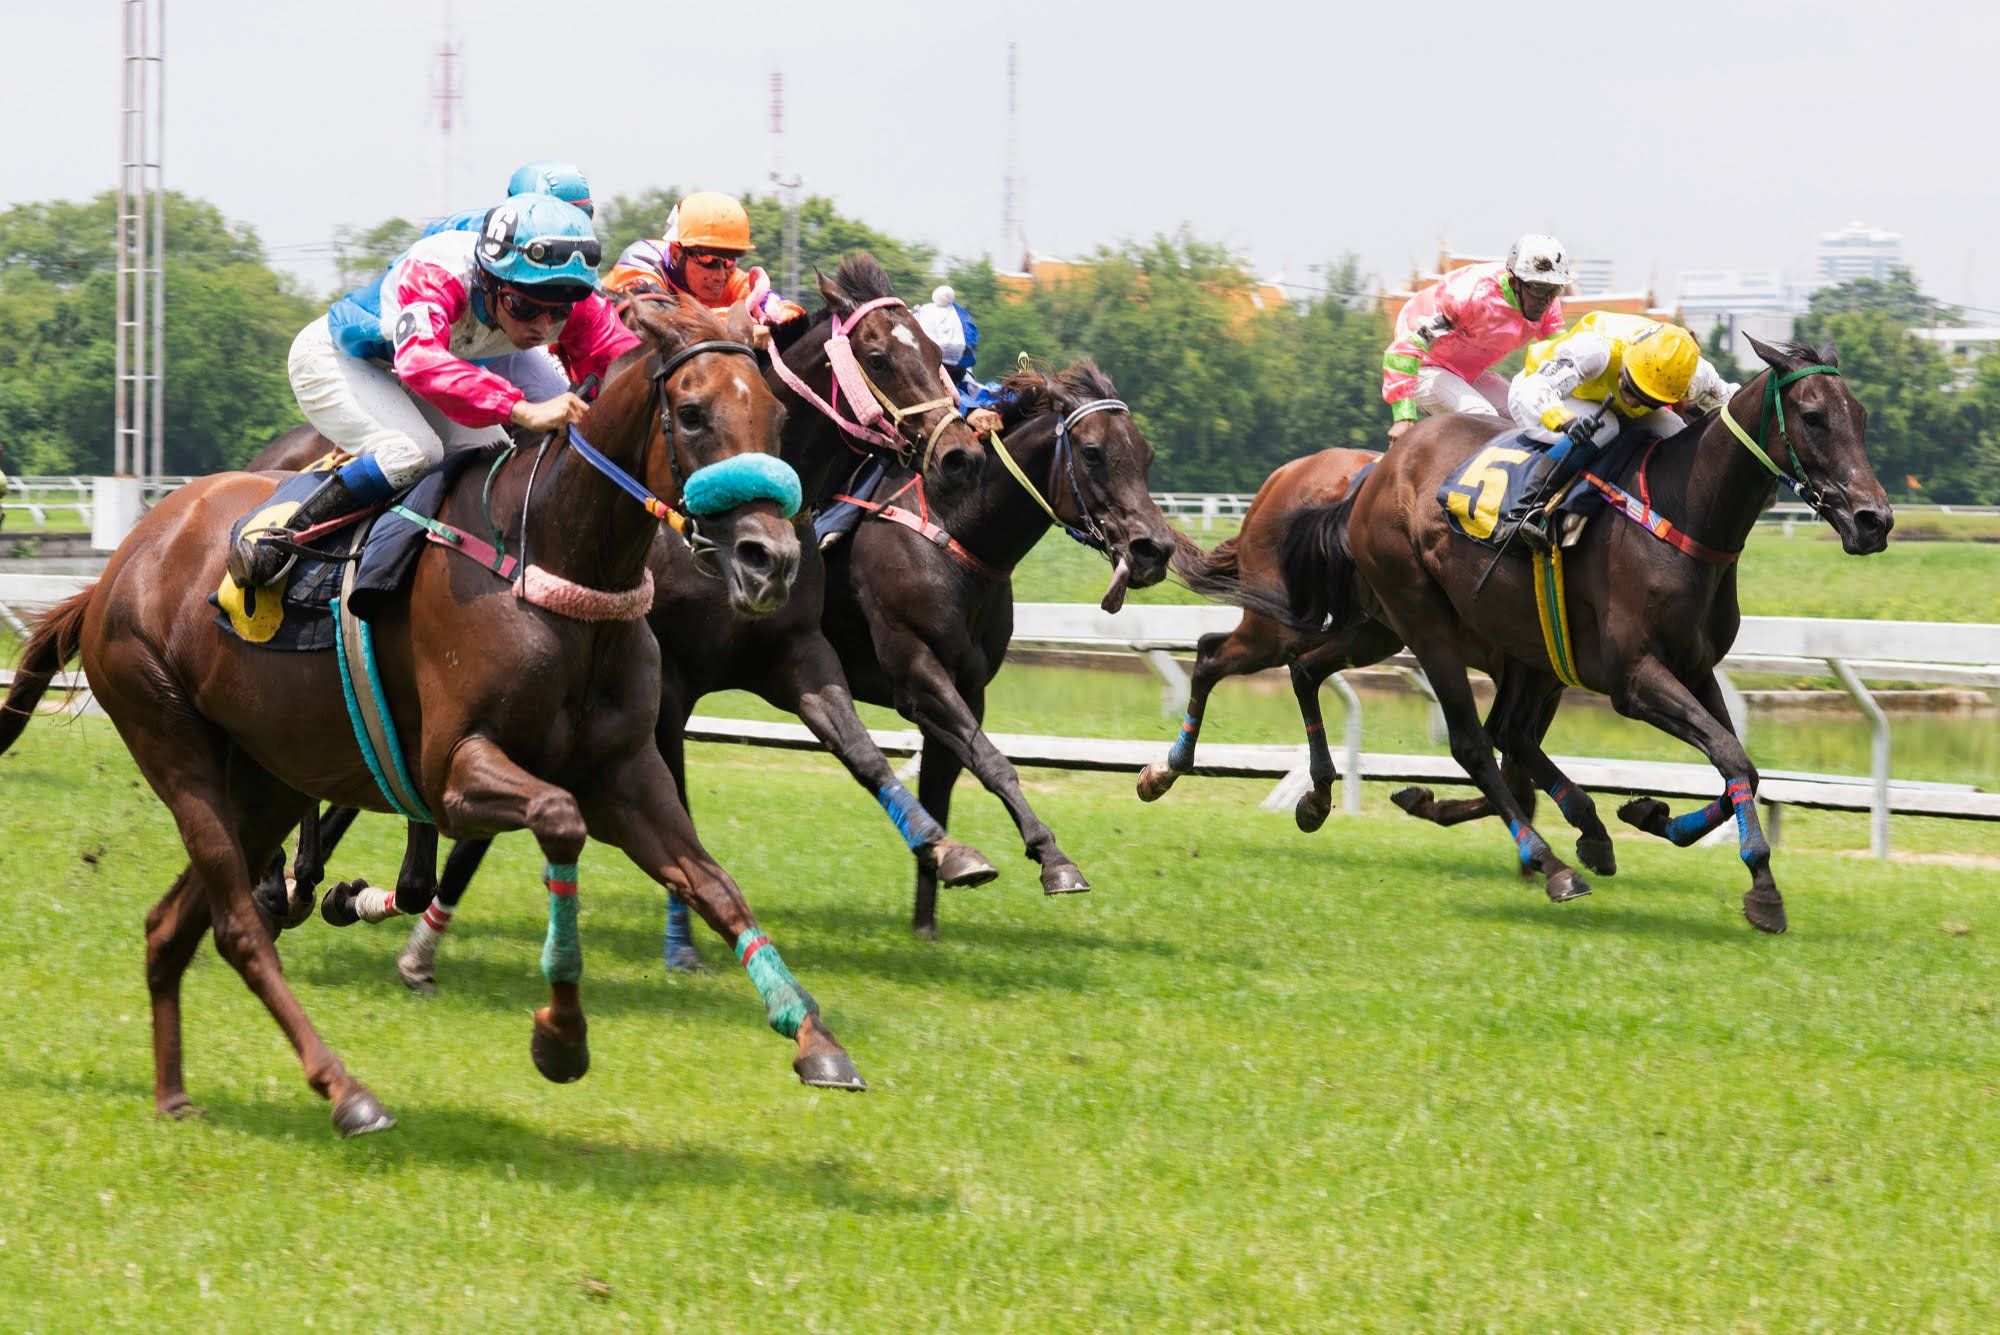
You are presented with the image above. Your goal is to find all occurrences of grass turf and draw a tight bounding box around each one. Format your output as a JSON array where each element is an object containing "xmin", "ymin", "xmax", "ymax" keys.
[{"xmin": 2, "ymin": 718, "xmax": 1998, "ymax": 1330}]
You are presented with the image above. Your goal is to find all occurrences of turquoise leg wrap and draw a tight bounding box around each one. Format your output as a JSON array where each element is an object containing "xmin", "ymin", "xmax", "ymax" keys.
[
  {"xmin": 541, "ymin": 863, "xmax": 582, "ymax": 984},
  {"xmin": 735, "ymin": 929, "xmax": 818, "ymax": 1039},
  {"xmin": 1167, "ymin": 709, "xmax": 1201, "ymax": 773}
]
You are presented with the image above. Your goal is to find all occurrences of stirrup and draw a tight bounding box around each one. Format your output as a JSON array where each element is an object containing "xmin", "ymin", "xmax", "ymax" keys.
[{"xmin": 227, "ymin": 530, "xmax": 300, "ymax": 589}]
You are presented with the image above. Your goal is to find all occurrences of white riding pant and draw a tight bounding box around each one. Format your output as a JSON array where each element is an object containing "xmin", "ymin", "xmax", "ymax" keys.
[
  {"xmin": 287, "ymin": 317, "xmax": 567, "ymax": 488},
  {"xmin": 1411, "ymin": 366, "xmax": 1511, "ymax": 419},
  {"xmin": 1522, "ymin": 394, "xmax": 1685, "ymax": 449}
]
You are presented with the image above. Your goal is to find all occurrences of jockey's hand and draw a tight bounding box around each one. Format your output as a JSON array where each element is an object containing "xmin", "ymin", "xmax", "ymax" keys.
[
  {"xmin": 511, "ymin": 393, "xmax": 591, "ymax": 434},
  {"xmin": 967, "ymin": 407, "xmax": 1004, "ymax": 435},
  {"xmin": 1562, "ymin": 415, "xmax": 1600, "ymax": 452},
  {"xmin": 750, "ymin": 325, "xmax": 773, "ymax": 352},
  {"xmin": 1387, "ymin": 420, "xmax": 1414, "ymax": 447}
]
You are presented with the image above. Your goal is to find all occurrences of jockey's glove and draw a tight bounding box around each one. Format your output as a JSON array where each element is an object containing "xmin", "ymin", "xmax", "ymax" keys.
[{"xmin": 1563, "ymin": 415, "xmax": 1600, "ymax": 453}]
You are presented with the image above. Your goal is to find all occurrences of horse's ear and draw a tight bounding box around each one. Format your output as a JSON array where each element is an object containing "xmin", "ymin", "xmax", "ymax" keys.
[
  {"xmin": 814, "ymin": 267, "xmax": 849, "ymax": 315},
  {"xmin": 1817, "ymin": 341, "xmax": 1838, "ymax": 368},
  {"xmin": 724, "ymin": 299, "xmax": 755, "ymax": 344},
  {"xmin": 1744, "ymin": 332, "xmax": 1788, "ymax": 370}
]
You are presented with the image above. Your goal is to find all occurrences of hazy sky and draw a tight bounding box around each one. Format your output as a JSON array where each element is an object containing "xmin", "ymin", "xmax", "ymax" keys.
[{"xmin": 7, "ymin": 0, "xmax": 1996, "ymax": 312}]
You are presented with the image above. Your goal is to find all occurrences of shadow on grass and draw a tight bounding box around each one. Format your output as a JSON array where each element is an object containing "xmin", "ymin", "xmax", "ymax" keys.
[
  {"xmin": 1445, "ymin": 893, "xmax": 1774, "ymax": 945},
  {"xmin": 12, "ymin": 1066, "xmax": 953, "ymax": 1214}
]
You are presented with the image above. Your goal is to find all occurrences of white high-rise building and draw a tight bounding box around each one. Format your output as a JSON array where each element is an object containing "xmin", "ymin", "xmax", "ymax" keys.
[
  {"xmin": 1568, "ymin": 257, "xmax": 1615, "ymax": 295},
  {"xmin": 1815, "ymin": 221, "xmax": 1905, "ymax": 287},
  {"xmin": 1675, "ymin": 267, "xmax": 1804, "ymax": 361}
]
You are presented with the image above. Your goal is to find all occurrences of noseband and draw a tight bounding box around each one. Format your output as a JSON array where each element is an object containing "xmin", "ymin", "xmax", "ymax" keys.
[
  {"xmin": 1717, "ymin": 364, "xmax": 1842, "ymax": 520},
  {"xmin": 989, "ymin": 397, "xmax": 1125, "ymax": 554},
  {"xmin": 769, "ymin": 294, "xmax": 962, "ymax": 470}
]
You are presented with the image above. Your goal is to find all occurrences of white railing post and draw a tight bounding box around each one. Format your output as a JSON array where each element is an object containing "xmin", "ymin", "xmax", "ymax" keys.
[
  {"xmin": 1330, "ymin": 671, "xmax": 1363, "ymax": 814},
  {"xmin": 1827, "ymin": 657, "xmax": 1890, "ymax": 859}
]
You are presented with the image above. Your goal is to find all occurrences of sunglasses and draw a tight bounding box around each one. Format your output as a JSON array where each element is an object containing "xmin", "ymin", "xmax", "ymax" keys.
[
  {"xmin": 685, "ymin": 250, "xmax": 740, "ymax": 272},
  {"xmin": 1618, "ymin": 371, "xmax": 1667, "ymax": 409},
  {"xmin": 497, "ymin": 284, "xmax": 587, "ymax": 322},
  {"xmin": 518, "ymin": 234, "xmax": 603, "ymax": 268},
  {"xmin": 1520, "ymin": 280, "xmax": 1564, "ymax": 303}
]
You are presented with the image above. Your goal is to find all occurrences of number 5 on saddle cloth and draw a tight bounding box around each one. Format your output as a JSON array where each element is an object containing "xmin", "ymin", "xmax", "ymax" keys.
[{"xmin": 1437, "ymin": 427, "xmax": 1649, "ymax": 550}]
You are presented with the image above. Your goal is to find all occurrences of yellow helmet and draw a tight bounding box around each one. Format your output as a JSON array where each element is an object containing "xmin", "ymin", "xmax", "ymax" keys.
[{"xmin": 1622, "ymin": 322, "xmax": 1700, "ymax": 405}]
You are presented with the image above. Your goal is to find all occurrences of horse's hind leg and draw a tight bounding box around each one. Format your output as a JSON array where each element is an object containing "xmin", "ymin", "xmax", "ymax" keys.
[
  {"xmin": 1489, "ymin": 675, "xmax": 1616, "ymax": 878},
  {"xmin": 145, "ymin": 869, "xmax": 213, "ymax": 1120},
  {"xmin": 395, "ymin": 836, "xmax": 491, "ymax": 995},
  {"xmin": 587, "ymin": 743, "xmax": 864, "ymax": 1092},
  {"xmin": 320, "ymin": 822, "xmax": 437, "ymax": 926},
  {"xmin": 1138, "ymin": 625, "xmax": 1270, "ymax": 802},
  {"xmin": 1611, "ymin": 665, "xmax": 1781, "ymax": 932},
  {"xmin": 436, "ymin": 736, "xmax": 592, "ymax": 1081}
]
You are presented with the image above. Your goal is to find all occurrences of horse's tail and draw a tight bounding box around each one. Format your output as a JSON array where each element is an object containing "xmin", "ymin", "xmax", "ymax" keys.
[
  {"xmin": 1278, "ymin": 496, "xmax": 1360, "ymax": 631},
  {"xmin": 1168, "ymin": 531, "xmax": 1242, "ymax": 602},
  {"xmin": 0, "ymin": 588, "xmax": 93, "ymax": 755}
]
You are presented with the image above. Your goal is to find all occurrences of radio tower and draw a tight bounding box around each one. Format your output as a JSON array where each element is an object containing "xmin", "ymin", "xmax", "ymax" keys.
[
  {"xmin": 431, "ymin": 5, "xmax": 463, "ymax": 220},
  {"xmin": 1001, "ymin": 43, "xmax": 1022, "ymax": 267},
  {"xmin": 769, "ymin": 71, "xmax": 802, "ymax": 297}
]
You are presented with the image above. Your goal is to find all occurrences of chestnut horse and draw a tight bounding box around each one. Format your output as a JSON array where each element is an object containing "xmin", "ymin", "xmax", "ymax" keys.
[
  {"xmin": 1276, "ymin": 336, "xmax": 1892, "ymax": 932},
  {"xmin": 0, "ymin": 298, "xmax": 869, "ymax": 1136}
]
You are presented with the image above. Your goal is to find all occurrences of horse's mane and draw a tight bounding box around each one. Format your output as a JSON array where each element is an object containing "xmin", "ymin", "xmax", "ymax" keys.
[
  {"xmin": 618, "ymin": 290, "xmax": 731, "ymax": 349},
  {"xmin": 808, "ymin": 254, "xmax": 898, "ymax": 325},
  {"xmin": 998, "ymin": 357, "xmax": 1121, "ymax": 426}
]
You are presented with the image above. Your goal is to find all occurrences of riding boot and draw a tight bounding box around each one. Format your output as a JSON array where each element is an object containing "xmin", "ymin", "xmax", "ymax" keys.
[
  {"xmin": 812, "ymin": 453, "xmax": 888, "ymax": 552},
  {"xmin": 227, "ymin": 472, "xmax": 369, "ymax": 588},
  {"xmin": 1497, "ymin": 451, "xmax": 1584, "ymax": 555}
]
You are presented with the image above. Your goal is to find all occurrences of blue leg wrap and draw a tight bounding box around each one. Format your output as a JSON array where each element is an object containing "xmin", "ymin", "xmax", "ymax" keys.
[
  {"xmin": 1664, "ymin": 798, "xmax": 1729, "ymax": 848},
  {"xmin": 541, "ymin": 862, "xmax": 581, "ymax": 985},
  {"xmin": 1729, "ymin": 781, "xmax": 1768, "ymax": 868},
  {"xmin": 663, "ymin": 893, "xmax": 694, "ymax": 956},
  {"xmin": 735, "ymin": 929, "xmax": 818, "ymax": 1039},
  {"xmin": 1506, "ymin": 819, "xmax": 1548, "ymax": 870},
  {"xmin": 1167, "ymin": 710, "xmax": 1201, "ymax": 773},
  {"xmin": 1546, "ymin": 780, "xmax": 1593, "ymax": 828},
  {"xmin": 876, "ymin": 783, "xmax": 945, "ymax": 852}
]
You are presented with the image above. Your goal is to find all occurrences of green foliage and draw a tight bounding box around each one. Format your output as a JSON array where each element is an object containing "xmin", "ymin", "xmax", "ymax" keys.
[
  {"xmin": 1702, "ymin": 322, "xmax": 1744, "ymax": 384},
  {"xmin": 1803, "ymin": 266, "xmax": 1960, "ymax": 327},
  {"xmin": 331, "ymin": 216, "xmax": 421, "ymax": 293},
  {"xmin": 0, "ymin": 191, "xmax": 316, "ymax": 475}
]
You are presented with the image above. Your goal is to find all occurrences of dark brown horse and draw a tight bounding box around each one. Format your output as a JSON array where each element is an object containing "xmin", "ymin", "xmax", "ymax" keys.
[
  {"xmin": 0, "ymin": 298, "xmax": 870, "ymax": 1136},
  {"xmin": 1141, "ymin": 447, "xmax": 1539, "ymax": 840},
  {"xmin": 819, "ymin": 359, "xmax": 1182, "ymax": 935},
  {"xmin": 1277, "ymin": 336, "xmax": 1892, "ymax": 932}
]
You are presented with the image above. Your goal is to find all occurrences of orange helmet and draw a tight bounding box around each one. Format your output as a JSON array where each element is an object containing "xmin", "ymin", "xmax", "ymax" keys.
[{"xmin": 669, "ymin": 192, "xmax": 752, "ymax": 253}]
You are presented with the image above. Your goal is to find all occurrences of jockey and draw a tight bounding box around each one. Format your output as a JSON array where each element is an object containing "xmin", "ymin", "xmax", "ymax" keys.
[
  {"xmin": 227, "ymin": 193, "xmax": 640, "ymax": 588},
  {"xmin": 911, "ymin": 285, "xmax": 1005, "ymax": 435},
  {"xmin": 603, "ymin": 192, "xmax": 806, "ymax": 350},
  {"xmin": 420, "ymin": 160, "xmax": 594, "ymax": 239},
  {"xmin": 1498, "ymin": 312, "xmax": 1738, "ymax": 551},
  {"xmin": 1381, "ymin": 235, "xmax": 1571, "ymax": 446}
]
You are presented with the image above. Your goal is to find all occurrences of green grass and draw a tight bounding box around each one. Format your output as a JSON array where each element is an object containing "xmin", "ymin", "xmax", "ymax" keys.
[{"xmin": 4, "ymin": 718, "xmax": 2000, "ymax": 1330}]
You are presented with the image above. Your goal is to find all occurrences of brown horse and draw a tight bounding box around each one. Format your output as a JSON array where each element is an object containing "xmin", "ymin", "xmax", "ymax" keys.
[
  {"xmin": 0, "ymin": 298, "xmax": 869, "ymax": 1136},
  {"xmin": 819, "ymin": 359, "xmax": 1182, "ymax": 935},
  {"xmin": 1140, "ymin": 447, "xmax": 1540, "ymax": 840},
  {"xmin": 1277, "ymin": 336, "xmax": 1892, "ymax": 932}
]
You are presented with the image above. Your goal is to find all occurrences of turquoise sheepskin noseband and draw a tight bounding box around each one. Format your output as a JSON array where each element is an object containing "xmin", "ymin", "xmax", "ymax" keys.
[{"xmin": 681, "ymin": 453, "xmax": 802, "ymax": 518}]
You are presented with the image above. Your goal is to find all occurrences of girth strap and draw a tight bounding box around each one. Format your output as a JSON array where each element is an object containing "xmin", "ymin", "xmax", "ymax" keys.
[{"xmin": 333, "ymin": 520, "xmax": 434, "ymax": 822}]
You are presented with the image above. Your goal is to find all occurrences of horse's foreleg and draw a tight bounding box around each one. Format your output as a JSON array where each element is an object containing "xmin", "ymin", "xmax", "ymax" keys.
[
  {"xmin": 395, "ymin": 835, "xmax": 491, "ymax": 995},
  {"xmin": 437, "ymin": 736, "xmax": 591, "ymax": 1082},
  {"xmin": 1138, "ymin": 627, "xmax": 1268, "ymax": 802},
  {"xmin": 318, "ymin": 821, "xmax": 438, "ymax": 926},
  {"xmin": 891, "ymin": 651, "xmax": 1087, "ymax": 897},
  {"xmin": 650, "ymin": 698, "xmax": 702, "ymax": 972},
  {"xmin": 774, "ymin": 632, "xmax": 996, "ymax": 891},
  {"xmin": 911, "ymin": 735, "xmax": 966, "ymax": 937},
  {"xmin": 1611, "ymin": 664, "xmax": 1780, "ymax": 932},
  {"xmin": 1490, "ymin": 675, "xmax": 1615, "ymax": 877},
  {"xmin": 587, "ymin": 745, "xmax": 864, "ymax": 1091}
]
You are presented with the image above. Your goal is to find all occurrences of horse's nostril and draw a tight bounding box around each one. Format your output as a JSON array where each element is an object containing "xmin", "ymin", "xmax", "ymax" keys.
[
  {"xmin": 734, "ymin": 539, "xmax": 774, "ymax": 574},
  {"xmin": 1128, "ymin": 536, "xmax": 1169, "ymax": 564}
]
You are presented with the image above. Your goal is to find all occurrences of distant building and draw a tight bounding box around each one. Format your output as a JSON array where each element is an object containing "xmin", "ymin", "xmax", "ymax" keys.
[
  {"xmin": 1676, "ymin": 267, "xmax": 1804, "ymax": 361},
  {"xmin": 1376, "ymin": 246, "xmax": 1675, "ymax": 328},
  {"xmin": 1569, "ymin": 257, "xmax": 1615, "ymax": 295},
  {"xmin": 1908, "ymin": 327, "xmax": 2000, "ymax": 387},
  {"xmin": 1815, "ymin": 221, "xmax": 1905, "ymax": 287}
]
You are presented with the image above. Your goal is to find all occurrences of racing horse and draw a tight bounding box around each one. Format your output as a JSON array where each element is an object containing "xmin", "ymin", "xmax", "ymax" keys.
[
  {"xmin": 819, "ymin": 358, "xmax": 1182, "ymax": 935},
  {"xmin": 1276, "ymin": 336, "xmax": 1892, "ymax": 932},
  {"xmin": 0, "ymin": 298, "xmax": 868, "ymax": 1135}
]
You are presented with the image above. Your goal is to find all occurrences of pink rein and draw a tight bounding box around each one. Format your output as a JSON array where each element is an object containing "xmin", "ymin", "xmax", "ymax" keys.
[{"xmin": 768, "ymin": 295, "xmax": 955, "ymax": 453}]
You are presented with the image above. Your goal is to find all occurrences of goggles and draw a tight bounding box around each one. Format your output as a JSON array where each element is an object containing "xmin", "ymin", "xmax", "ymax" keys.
[
  {"xmin": 517, "ymin": 234, "xmax": 603, "ymax": 268},
  {"xmin": 685, "ymin": 249, "xmax": 741, "ymax": 272},
  {"xmin": 497, "ymin": 283, "xmax": 589, "ymax": 322},
  {"xmin": 1618, "ymin": 369, "xmax": 1668, "ymax": 410}
]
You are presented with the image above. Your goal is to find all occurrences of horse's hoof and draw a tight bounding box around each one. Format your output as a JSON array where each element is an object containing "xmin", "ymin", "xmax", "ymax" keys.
[
  {"xmin": 318, "ymin": 881, "xmax": 361, "ymax": 928},
  {"xmin": 1040, "ymin": 863, "xmax": 1091, "ymax": 896},
  {"xmin": 252, "ymin": 880, "xmax": 289, "ymax": 935},
  {"xmin": 1576, "ymin": 834, "xmax": 1618, "ymax": 878},
  {"xmin": 932, "ymin": 839, "xmax": 999, "ymax": 889},
  {"xmin": 1618, "ymin": 797, "xmax": 1672, "ymax": 838},
  {"xmin": 793, "ymin": 1049, "xmax": 867, "ymax": 1092},
  {"xmin": 156, "ymin": 1094, "xmax": 205, "ymax": 1122},
  {"xmin": 1136, "ymin": 763, "xmax": 1178, "ymax": 802},
  {"xmin": 662, "ymin": 945, "xmax": 707, "ymax": 975},
  {"xmin": 1545, "ymin": 869, "xmax": 1593, "ymax": 903},
  {"xmin": 331, "ymin": 1089, "xmax": 396, "ymax": 1138},
  {"xmin": 1743, "ymin": 889, "xmax": 1788, "ymax": 935},
  {"xmin": 395, "ymin": 955, "xmax": 438, "ymax": 996},
  {"xmin": 530, "ymin": 1018, "xmax": 590, "ymax": 1084},
  {"xmin": 282, "ymin": 878, "xmax": 318, "ymax": 930},
  {"xmin": 1295, "ymin": 787, "xmax": 1332, "ymax": 833},
  {"xmin": 1390, "ymin": 786, "xmax": 1433, "ymax": 818}
]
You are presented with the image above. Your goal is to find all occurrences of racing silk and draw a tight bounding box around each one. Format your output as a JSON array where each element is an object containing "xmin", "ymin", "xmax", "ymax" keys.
[
  {"xmin": 324, "ymin": 230, "xmax": 638, "ymax": 427},
  {"xmin": 1382, "ymin": 262, "xmax": 1565, "ymax": 423},
  {"xmin": 1513, "ymin": 311, "xmax": 1735, "ymax": 432},
  {"xmin": 417, "ymin": 207, "xmax": 486, "ymax": 240},
  {"xmin": 603, "ymin": 238, "xmax": 806, "ymax": 325}
]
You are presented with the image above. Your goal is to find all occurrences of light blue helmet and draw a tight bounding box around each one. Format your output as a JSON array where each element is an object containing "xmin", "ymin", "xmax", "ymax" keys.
[
  {"xmin": 475, "ymin": 193, "xmax": 603, "ymax": 290},
  {"xmin": 506, "ymin": 160, "xmax": 593, "ymax": 217}
]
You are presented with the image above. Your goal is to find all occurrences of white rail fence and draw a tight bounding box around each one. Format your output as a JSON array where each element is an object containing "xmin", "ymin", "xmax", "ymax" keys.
[{"xmin": 3, "ymin": 577, "xmax": 1995, "ymax": 856}]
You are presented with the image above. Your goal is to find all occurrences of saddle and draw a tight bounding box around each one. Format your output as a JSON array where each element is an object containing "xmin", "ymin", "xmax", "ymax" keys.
[
  {"xmin": 1436, "ymin": 427, "xmax": 1645, "ymax": 551},
  {"xmin": 210, "ymin": 450, "xmax": 490, "ymax": 650}
]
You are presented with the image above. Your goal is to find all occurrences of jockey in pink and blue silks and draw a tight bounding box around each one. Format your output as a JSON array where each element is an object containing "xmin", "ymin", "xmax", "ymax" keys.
[
  {"xmin": 1380, "ymin": 234, "xmax": 1571, "ymax": 446},
  {"xmin": 229, "ymin": 193, "xmax": 640, "ymax": 589}
]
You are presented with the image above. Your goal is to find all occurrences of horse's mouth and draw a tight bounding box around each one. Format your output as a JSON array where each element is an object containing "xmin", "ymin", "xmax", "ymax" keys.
[{"xmin": 1830, "ymin": 498, "xmax": 1894, "ymax": 555}]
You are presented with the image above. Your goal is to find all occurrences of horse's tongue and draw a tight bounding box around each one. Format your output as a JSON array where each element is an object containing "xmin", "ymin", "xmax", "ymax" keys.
[{"xmin": 1099, "ymin": 557, "xmax": 1132, "ymax": 613}]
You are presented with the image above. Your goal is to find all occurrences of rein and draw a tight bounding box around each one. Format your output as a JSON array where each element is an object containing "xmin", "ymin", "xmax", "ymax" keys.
[
  {"xmin": 987, "ymin": 398, "xmax": 1122, "ymax": 555},
  {"xmin": 1716, "ymin": 364, "xmax": 1842, "ymax": 519},
  {"xmin": 768, "ymin": 294, "xmax": 961, "ymax": 469}
]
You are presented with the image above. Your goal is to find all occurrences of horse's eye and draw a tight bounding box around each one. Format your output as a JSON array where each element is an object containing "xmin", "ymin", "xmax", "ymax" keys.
[
  {"xmin": 1801, "ymin": 407, "xmax": 1827, "ymax": 429},
  {"xmin": 676, "ymin": 403, "xmax": 705, "ymax": 432},
  {"xmin": 1082, "ymin": 445, "xmax": 1107, "ymax": 469},
  {"xmin": 867, "ymin": 349, "xmax": 892, "ymax": 371}
]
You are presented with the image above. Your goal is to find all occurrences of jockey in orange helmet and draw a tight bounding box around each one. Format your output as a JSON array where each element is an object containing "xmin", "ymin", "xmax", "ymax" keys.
[{"xmin": 604, "ymin": 192, "xmax": 806, "ymax": 350}]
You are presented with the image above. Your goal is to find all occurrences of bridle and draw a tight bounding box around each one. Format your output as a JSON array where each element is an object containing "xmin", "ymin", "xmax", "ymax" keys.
[
  {"xmin": 988, "ymin": 397, "xmax": 1126, "ymax": 555},
  {"xmin": 768, "ymin": 295, "xmax": 963, "ymax": 471},
  {"xmin": 1716, "ymin": 363, "xmax": 1843, "ymax": 520}
]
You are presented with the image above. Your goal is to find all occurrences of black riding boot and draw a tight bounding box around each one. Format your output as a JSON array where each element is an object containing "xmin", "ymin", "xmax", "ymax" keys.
[
  {"xmin": 1499, "ymin": 451, "xmax": 1584, "ymax": 554},
  {"xmin": 226, "ymin": 472, "xmax": 368, "ymax": 588}
]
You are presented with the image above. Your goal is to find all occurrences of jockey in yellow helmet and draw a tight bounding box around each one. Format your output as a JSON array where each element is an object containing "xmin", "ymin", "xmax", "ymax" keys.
[{"xmin": 1498, "ymin": 312, "xmax": 1737, "ymax": 551}]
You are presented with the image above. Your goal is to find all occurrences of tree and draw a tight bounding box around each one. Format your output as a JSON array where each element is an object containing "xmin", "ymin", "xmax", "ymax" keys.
[
  {"xmin": 1702, "ymin": 323, "xmax": 1744, "ymax": 385},
  {"xmin": 331, "ymin": 217, "xmax": 421, "ymax": 293},
  {"xmin": 1801, "ymin": 267, "xmax": 1960, "ymax": 331}
]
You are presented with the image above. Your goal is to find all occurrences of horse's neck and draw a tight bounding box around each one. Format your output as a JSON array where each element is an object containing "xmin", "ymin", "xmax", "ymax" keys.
[
  {"xmin": 773, "ymin": 328, "xmax": 852, "ymax": 503},
  {"xmin": 509, "ymin": 365, "xmax": 662, "ymax": 589},
  {"xmin": 934, "ymin": 413, "xmax": 1061, "ymax": 570},
  {"xmin": 1673, "ymin": 376, "xmax": 1782, "ymax": 553}
]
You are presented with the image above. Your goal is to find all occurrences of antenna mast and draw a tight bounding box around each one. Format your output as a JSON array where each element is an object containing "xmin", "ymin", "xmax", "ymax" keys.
[
  {"xmin": 1002, "ymin": 43, "xmax": 1022, "ymax": 265},
  {"xmin": 431, "ymin": 5, "xmax": 462, "ymax": 219}
]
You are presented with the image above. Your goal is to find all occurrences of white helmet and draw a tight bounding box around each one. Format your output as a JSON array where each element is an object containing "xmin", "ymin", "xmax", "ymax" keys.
[{"xmin": 1506, "ymin": 234, "xmax": 1571, "ymax": 288}]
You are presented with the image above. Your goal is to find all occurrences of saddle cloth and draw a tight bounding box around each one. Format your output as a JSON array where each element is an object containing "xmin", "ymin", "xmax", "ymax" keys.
[
  {"xmin": 210, "ymin": 450, "xmax": 488, "ymax": 649},
  {"xmin": 1435, "ymin": 427, "xmax": 1645, "ymax": 551}
]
